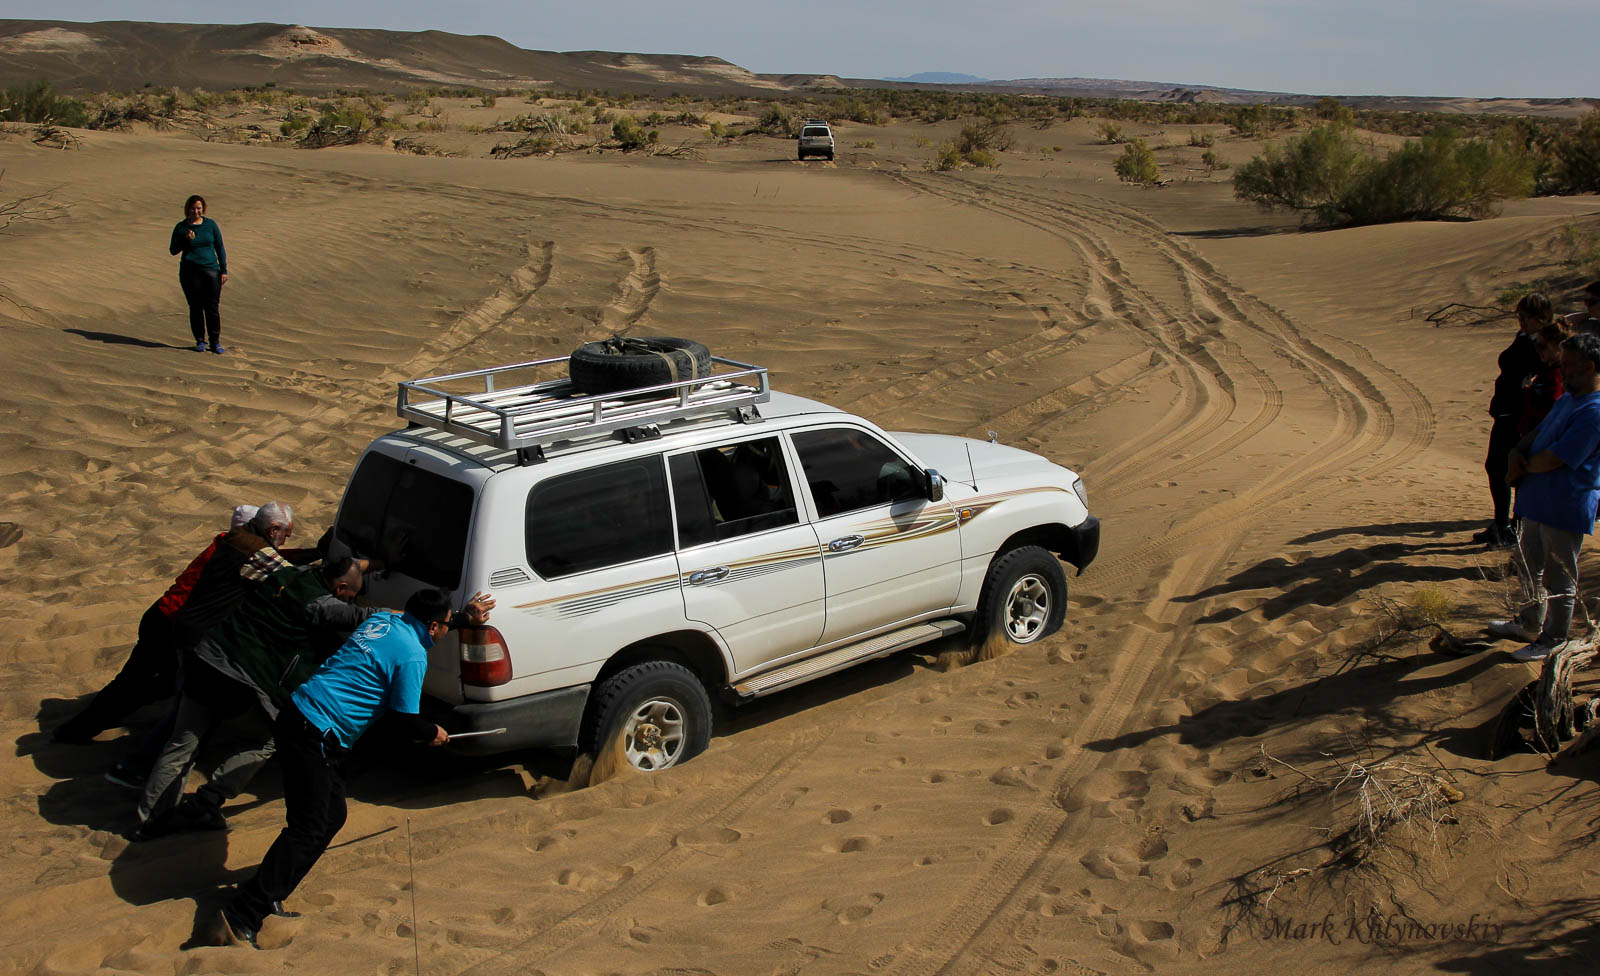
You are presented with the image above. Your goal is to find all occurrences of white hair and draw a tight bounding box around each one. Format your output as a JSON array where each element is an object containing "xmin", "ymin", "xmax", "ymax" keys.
[
  {"xmin": 230, "ymin": 504, "xmax": 259, "ymax": 529},
  {"xmin": 251, "ymin": 501, "xmax": 294, "ymax": 533}
]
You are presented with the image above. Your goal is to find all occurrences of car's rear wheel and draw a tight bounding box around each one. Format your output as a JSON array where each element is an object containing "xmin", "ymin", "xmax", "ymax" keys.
[
  {"xmin": 975, "ymin": 545, "xmax": 1067, "ymax": 644},
  {"xmin": 581, "ymin": 660, "xmax": 712, "ymax": 771}
]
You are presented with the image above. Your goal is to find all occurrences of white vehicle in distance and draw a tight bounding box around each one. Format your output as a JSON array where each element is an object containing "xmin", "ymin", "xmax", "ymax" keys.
[
  {"xmin": 797, "ymin": 120, "xmax": 835, "ymax": 160},
  {"xmin": 330, "ymin": 338, "xmax": 1099, "ymax": 773}
]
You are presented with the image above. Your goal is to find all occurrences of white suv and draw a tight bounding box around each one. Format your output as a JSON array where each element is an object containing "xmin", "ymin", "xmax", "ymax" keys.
[
  {"xmin": 330, "ymin": 346, "xmax": 1098, "ymax": 772},
  {"xmin": 797, "ymin": 120, "xmax": 835, "ymax": 160}
]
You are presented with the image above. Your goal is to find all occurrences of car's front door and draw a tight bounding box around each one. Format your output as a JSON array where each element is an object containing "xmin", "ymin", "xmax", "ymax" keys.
[
  {"xmin": 670, "ymin": 434, "xmax": 826, "ymax": 675},
  {"xmin": 791, "ymin": 426, "xmax": 962, "ymax": 646}
]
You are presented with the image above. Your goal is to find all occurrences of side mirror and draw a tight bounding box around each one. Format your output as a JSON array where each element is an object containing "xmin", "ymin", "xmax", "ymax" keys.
[{"xmin": 925, "ymin": 469, "xmax": 945, "ymax": 503}]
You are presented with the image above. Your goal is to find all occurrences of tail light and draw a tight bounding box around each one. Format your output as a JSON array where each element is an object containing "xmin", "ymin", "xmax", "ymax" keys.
[{"xmin": 459, "ymin": 625, "xmax": 512, "ymax": 686}]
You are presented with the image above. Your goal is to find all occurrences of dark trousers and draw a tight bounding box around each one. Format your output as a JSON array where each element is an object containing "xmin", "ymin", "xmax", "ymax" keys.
[
  {"xmin": 1485, "ymin": 416, "xmax": 1520, "ymax": 527},
  {"xmin": 178, "ymin": 262, "xmax": 221, "ymax": 346},
  {"xmin": 230, "ymin": 703, "xmax": 346, "ymax": 930},
  {"xmin": 55, "ymin": 603, "xmax": 177, "ymax": 740}
]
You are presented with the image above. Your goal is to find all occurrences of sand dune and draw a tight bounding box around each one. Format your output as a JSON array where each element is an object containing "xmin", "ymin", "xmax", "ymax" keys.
[{"xmin": 2, "ymin": 107, "xmax": 1600, "ymax": 976}]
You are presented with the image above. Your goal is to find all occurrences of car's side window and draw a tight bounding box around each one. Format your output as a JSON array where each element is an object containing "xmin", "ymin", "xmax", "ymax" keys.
[
  {"xmin": 669, "ymin": 436, "xmax": 799, "ymax": 547},
  {"xmin": 791, "ymin": 428, "xmax": 920, "ymax": 519},
  {"xmin": 525, "ymin": 456, "xmax": 673, "ymax": 578}
]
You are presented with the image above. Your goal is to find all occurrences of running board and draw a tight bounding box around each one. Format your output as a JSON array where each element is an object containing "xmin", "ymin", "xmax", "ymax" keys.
[{"xmin": 733, "ymin": 619, "xmax": 967, "ymax": 700}]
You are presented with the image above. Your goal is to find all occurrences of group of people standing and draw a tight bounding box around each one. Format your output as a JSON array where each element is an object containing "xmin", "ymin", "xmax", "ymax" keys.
[
  {"xmin": 1480, "ymin": 281, "xmax": 1600, "ymax": 661},
  {"xmin": 52, "ymin": 502, "xmax": 493, "ymax": 949}
]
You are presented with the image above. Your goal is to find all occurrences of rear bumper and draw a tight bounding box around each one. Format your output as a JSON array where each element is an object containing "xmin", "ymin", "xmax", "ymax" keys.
[
  {"xmin": 1067, "ymin": 515, "xmax": 1100, "ymax": 575},
  {"xmin": 424, "ymin": 684, "xmax": 591, "ymax": 756}
]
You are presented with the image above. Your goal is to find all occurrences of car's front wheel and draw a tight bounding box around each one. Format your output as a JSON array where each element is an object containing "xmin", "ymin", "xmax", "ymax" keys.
[
  {"xmin": 975, "ymin": 545, "xmax": 1067, "ymax": 644},
  {"xmin": 581, "ymin": 660, "xmax": 712, "ymax": 771}
]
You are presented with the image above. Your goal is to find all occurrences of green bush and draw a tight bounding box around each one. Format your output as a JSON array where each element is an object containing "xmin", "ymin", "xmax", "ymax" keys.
[
  {"xmin": 1233, "ymin": 123, "xmax": 1533, "ymax": 226},
  {"xmin": 853, "ymin": 140, "xmax": 876, "ymax": 149},
  {"xmin": 1201, "ymin": 148, "xmax": 1229, "ymax": 173},
  {"xmin": 933, "ymin": 143, "xmax": 963, "ymax": 170},
  {"xmin": 1097, "ymin": 121, "xmax": 1124, "ymax": 145},
  {"xmin": 279, "ymin": 116, "xmax": 309, "ymax": 137},
  {"xmin": 1549, "ymin": 110, "xmax": 1600, "ymax": 194},
  {"xmin": 1188, "ymin": 130, "xmax": 1213, "ymax": 148},
  {"xmin": 966, "ymin": 148, "xmax": 998, "ymax": 168},
  {"xmin": 0, "ymin": 81, "xmax": 88, "ymax": 127},
  {"xmin": 1113, "ymin": 139, "xmax": 1162, "ymax": 184},
  {"xmin": 612, "ymin": 116, "xmax": 658, "ymax": 150},
  {"xmin": 755, "ymin": 104, "xmax": 797, "ymax": 137},
  {"xmin": 957, "ymin": 120, "xmax": 1013, "ymax": 154},
  {"xmin": 1313, "ymin": 97, "xmax": 1355, "ymax": 125}
]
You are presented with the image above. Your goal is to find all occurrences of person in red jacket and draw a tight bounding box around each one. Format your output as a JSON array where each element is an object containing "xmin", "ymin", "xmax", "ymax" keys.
[
  {"xmin": 1518, "ymin": 322, "xmax": 1572, "ymax": 436},
  {"xmin": 51, "ymin": 505, "xmax": 258, "ymax": 745}
]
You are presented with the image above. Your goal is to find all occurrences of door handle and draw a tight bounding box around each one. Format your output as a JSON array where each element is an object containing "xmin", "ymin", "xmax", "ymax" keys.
[
  {"xmin": 688, "ymin": 566, "xmax": 731, "ymax": 585},
  {"xmin": 827, "ymin": 534, "xmax": 865, "ymax": 553}
]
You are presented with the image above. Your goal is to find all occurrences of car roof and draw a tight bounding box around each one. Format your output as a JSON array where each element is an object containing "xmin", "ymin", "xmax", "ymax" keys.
[{"xmin": 380, "ymin": 390, "xmax": 846, "ymax": 473}]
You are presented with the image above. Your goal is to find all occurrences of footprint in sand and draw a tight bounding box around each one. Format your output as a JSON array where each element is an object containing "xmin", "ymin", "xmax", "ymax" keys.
[
  {"xmin": 984, "ymin": 808, "xmax": 1016, "ymax": 826},
  {"xmin": 0, "ymin": 523, "xmax": 21, "ymax": 549},
  {"xmin": 823, "ymin": 809, "xmax": 853, "ymax": 824},
  {"xmin": 822, "ymin": 835, "xmax": 879, "ymax": 853},
  {"xmin": 822, "ymin": 892, "xmax": 884, "ymax": 924},
  {"xmin": 674, "ymin": 825, "xmax": 742, "ymax": 851},
  {"xmin": 555, "ymin": 863, "xmax": 636, "ymax": 891}
]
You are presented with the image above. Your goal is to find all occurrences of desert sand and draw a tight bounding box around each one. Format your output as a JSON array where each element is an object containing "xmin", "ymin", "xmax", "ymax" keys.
[{"xmin": 2, "ymin": 104, "xmax": 1599, "ymax": 976}]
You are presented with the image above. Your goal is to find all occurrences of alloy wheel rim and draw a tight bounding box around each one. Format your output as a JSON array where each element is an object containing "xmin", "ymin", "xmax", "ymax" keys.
[
  {"xmin": 1003, "ymin": 575, "xmax": 1051, "ymax": 643},
  {"xmin": 622, "ymin": 698, "xmax": 687, "ymax": 770}
]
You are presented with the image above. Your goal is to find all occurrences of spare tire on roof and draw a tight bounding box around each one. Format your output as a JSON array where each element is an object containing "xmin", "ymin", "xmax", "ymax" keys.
[{"xmin": 569, "ymin": 336, "xmax": 713, "ymax": 395}]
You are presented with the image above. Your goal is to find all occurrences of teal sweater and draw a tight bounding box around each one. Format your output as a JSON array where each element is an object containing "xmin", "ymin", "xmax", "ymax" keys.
[{"xmin": 170, "ymin": 216, "xmax": 227, "ymax": 274}]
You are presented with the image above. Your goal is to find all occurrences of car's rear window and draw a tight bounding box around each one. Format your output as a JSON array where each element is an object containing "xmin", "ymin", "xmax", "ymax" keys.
[
  {"xmin": 335, "ymin": 452, "xmax": 475, "ymax": 588},
  {"xmin": 802, "ymin": 126, "xmax": 829, "ymax": 137},
  {"xmin": 526, "ymin": 456, "xmax": 674, "ymax": 578}
]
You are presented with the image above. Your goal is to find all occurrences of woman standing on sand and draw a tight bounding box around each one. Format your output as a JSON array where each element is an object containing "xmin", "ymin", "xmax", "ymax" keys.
[
  {"xmin": 170, "ymin": 194, "xmax": 229, "ymax": 354},
  {"xmin": 1479, "ymin": 292, "xmax": 1553, "ymax": 546}
]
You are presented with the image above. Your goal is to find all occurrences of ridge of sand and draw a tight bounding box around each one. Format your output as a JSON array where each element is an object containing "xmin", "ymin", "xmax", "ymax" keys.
[{"xmin": 0, "ymin": 27, "xmax": 98, "ymax": 53}]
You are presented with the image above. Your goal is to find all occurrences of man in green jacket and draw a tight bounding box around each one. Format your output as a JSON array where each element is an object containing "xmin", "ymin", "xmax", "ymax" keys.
[{"xmin": 133, "ymin": 556, "xmax": 368, "ymax": 839}]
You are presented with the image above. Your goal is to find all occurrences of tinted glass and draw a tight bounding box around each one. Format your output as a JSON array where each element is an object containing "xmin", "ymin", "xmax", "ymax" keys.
[
  {"xmin": 792, "ymin": 428, "xmax": 921, "ymax": 518},
  {"xmin": 526, "ymin": 457, "xmax": 672, "ymax": 578},
  {"xmin": 335, "ymin": 452, "xmax": 475, "ymax": 588},
  {"xmin": 670, "ymin": 436, "xmax": 799, "ymax": 546}
]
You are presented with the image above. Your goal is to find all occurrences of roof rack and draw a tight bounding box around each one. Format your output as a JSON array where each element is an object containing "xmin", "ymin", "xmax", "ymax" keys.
[{"xmin": 396, "ymin": 355, "xmax": 770, "ymax": 456}]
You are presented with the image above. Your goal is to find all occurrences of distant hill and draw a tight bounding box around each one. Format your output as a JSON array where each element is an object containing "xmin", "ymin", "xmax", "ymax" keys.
[
  {"xmin": 881, "ymin": 72, "xmax": 988, "ymax": 84},
  {"xmin": 1, "ymin": 20, "xmax": 1590, "ymax": 118},
  {"xmin": 0, "ymin": 20, "xmax": 785, "ymax": 95}
]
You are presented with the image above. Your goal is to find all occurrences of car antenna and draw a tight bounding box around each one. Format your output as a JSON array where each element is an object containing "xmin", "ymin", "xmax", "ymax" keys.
[{"xmin": 965, "ymin": 442, "xmax": 979, "ymax": 491}]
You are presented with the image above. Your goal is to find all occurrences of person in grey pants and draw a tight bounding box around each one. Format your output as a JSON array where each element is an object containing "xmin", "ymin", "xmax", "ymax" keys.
[{"xmin": 1489, "ymin": 333, "xmax": 1600, "ymax": 661}]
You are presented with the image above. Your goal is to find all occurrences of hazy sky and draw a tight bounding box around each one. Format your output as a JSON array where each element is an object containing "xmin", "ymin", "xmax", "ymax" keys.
[{"xmin": 5, "ymin": 1, "xmax": 1596, "ymax": 98}]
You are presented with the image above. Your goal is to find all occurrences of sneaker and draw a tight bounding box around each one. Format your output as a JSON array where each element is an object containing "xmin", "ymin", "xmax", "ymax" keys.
[
  {"xmin": 1487, "ymin": 619, "xmax": 1540, "ymax": 642},
  {"xmin": 104, "ymin": 759, "xmax": 146, "ymax": 790},
  {"xmin": 218, "ymin": 906, "xmax": 260, "ymax": 950},
  {"xmin": 209, "ymin": 344, "xmax": 225, "ymax": 355},
  {"xmin": 193, "ymin": 341, "xmax": 207, "ymax": 352},
  {"xmin": 1512, "ymin": 641, "xmax": 1553, "ymax": 663},
  {"xmin": 1470, "ymin": 525, "xmax": 1499, "ymax": 543},
  {"xmin": 270, "ymin": 900, "xmax": 301, "ymax": 919}
]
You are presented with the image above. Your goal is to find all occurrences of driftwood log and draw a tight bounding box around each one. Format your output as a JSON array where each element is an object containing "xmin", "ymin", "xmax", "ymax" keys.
[{"xmin": 1487, "ymin": 638, "xmax": 1598, "ymax": 758}]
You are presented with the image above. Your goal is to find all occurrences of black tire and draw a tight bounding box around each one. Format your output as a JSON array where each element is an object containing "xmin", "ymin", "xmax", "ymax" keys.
[
  {"xmin": 974, "ymin": 545, "xmax": 1067, "ymax": 645},
  {"xmin": 568, "ymin": 336, "xmax": 713, "ymax": 396},
  {"xmin": 825, "ymin": 150, "xmax": 834, "ymax": 161},
  {"xmin": 798, "ymin": 150, "xmax": 807, "ymax": 160},
  {"xmin": 580, "ymin": 660, "xmax": 712, "ymax": 771}
]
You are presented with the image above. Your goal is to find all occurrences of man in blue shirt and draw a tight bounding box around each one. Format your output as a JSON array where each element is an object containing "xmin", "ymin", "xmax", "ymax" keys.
[
  {"xmin": 215, "ymin": 587, "xmax": 493, "ymax": 948},
  {"xmin": 1489, "ymin": 333, "xmax": 1600, "ymax": 661}
]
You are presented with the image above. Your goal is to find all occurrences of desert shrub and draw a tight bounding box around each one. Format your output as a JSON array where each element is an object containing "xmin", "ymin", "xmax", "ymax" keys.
[
  {"xmin": 755, "ymin": 104, "xmax": 797, "ymax": 137},
  {"xmin": 1201, "ymin": 149, "xmax": 1229, "ymax": 173},
  {"xmin": 300, "ymin": 103, "xmax": 388, "ymax": 147},
  {"xmin": 1313, "ymin": 96, "xmax": 1355, "ymax": 125},
  {"xmin": 1097, "ymin": 121, "xmax": 1124, "ymax": 145},
  {"xmin": 1234, "ymin": 123, "xmax": 1533, "ymax": 226},
  {"xmin": 957, "ymin": 120, "xmax": 1013, "ymax": 154},
  {"xmin": 404, "ymin": 90, "xmax": 431, "ymax": 112},
  {"xmin": 672, "ymin": 111, "xmax": 705, "ymax": 126},
  {"xmin": 480, "ymin": 94, "xmax": 497, "ymax": 108},
  {"xmin": 0, "ymin": 81, "xmax": 88, "ymax": 127},
  {"xmin": 591, "ymin": 107, "xmax": 614, "ymax": 124},
  {"xmin": 914, "ymin": 136, "xmax": 930, "ymax": 148},
  {"xmin": 708, "ymin": 121, "xmax": 727, "ymax": 139},
  {"xmin": 279, "ymin": 116, "xmax": 310, "ymax": 137},
  {"xmin": 933, "ymin": 143, "xmax": 963, "ymax": 171},
  {"xmin": 854, "ymin": 140, "xmax": 876, "ymax": 149},
  {"xmin": 611, "ymin": 116, "xmax": 658, "ymax": 151},
  {"xmin": 643, "ymin": 111, "xmax": 665, "ymax": 126},
  {"xmin": 1188, "ymin": 130, "xmax": 1213, "ymax": 148},
  {"xmin": 86, "ymin": 93, "xmax": 162, "ymax": 129},
  {"xmin": 1114, "ymin": 139, "xmax": 1162, "ymax": 184},
  {"xmin": 966, "ymin": 148, "xmax": 998, "ymax": 168},
  {"xmin": 1547, "ymin": 110, "xmax": 1600, "ymax": 194}
]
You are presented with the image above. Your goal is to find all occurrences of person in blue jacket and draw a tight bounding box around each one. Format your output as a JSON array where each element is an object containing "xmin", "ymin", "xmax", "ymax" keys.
[
  {"xmin": 215, "ymin": 587, "xmax": 494, "ymax": 948},
  {"xmin": 170, "ymin": 194, "xmax": 228, "ymax": 354}
]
